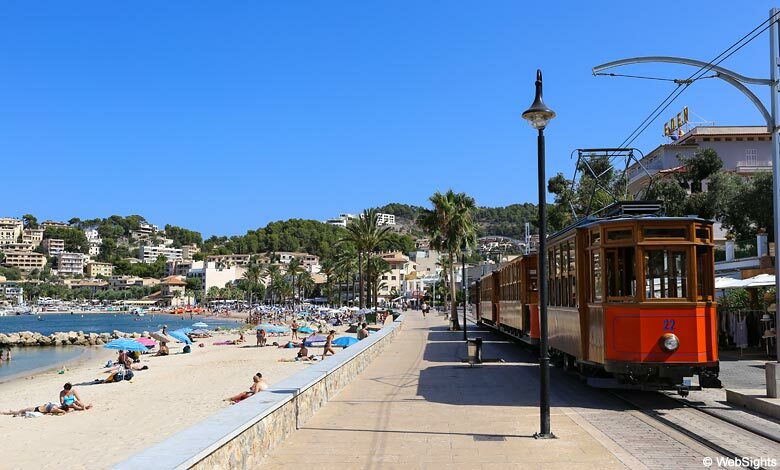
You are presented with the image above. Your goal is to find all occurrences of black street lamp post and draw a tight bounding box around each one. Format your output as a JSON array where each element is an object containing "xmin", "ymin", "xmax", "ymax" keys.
[
  {"xmin": 522, "ymin": 69, "xmax": 556, "ymax": 439},
  {"xmin": 462, "ymin": 245, "xmax": 468, "ymax": 341}
]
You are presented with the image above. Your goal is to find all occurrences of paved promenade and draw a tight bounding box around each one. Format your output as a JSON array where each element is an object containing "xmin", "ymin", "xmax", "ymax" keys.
[{"xmin": 262, "ymin": 312, "xmax": 626, "ymax": 469}]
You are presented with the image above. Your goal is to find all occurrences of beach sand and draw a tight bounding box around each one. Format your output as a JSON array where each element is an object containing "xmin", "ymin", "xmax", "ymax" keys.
[{"xmin": 0, "ymin": 327, "xmax": 348, "ymax": 469}]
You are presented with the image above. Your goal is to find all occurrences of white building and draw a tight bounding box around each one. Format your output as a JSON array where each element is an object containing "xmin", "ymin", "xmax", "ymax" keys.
[
  {"xmin": 57, "ymin": 252, "xmax": 85, "ymax": 277},
  {"xmin": 139, "ymin": 244, "xmax": 183, "ymax": 264},
  {"xmin": 22, "ymin": 228, "xmax": 44, "ymax": 247},
  {"xmin": 2, "ymin": 283, "xmax": 23, "ymax": 305},
  {"xmin": 357, "ymin": 212, "xmax": 396, "ymax": 226},
  {"xmin": 324, "ymin": 213, "xmax": 358, "ymax": 228},
  {"xmin": 0, "ymin": 218, "xmax": 23, "ymax": 248},
  {"xmin": 376, "ymin": 213, "xmax": 396, "ymax": 226},
  {"xmin": 42, "ymin": 238, "xmax": 65, "ymax": 256},
  {"xmin": 188, "ymin": 261, "xmax": 246, "ymax": 293}
]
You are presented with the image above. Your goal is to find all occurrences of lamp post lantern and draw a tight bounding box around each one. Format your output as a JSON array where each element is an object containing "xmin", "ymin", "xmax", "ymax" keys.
[{"xmin": 522, "ymin": 69, "xmax": 556, "ymax": 439}]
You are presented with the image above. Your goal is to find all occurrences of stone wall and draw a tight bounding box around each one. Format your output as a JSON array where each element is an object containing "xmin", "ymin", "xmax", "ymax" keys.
[
  {"xmin": 114, "ymin": 315, "xmax": 404, "ymax": 470},
  {"xmin": 0, "ymin": 330, "xmax": 152, "ymax": 347}
]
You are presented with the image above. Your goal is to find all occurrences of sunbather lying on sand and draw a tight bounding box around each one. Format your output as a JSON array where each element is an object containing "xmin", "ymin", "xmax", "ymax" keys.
[{"xmin": 3, "ymin": 403, "xmax": 66, "ymax": 416}]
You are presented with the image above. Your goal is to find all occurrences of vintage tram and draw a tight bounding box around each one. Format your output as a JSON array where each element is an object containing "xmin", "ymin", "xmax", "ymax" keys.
[{"xmin": 475, "ymin": 204, "xmax": 720, "ymax": 389}]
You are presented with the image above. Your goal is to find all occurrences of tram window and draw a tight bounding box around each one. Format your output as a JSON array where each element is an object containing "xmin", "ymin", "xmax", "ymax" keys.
[
  {"xmin": 645, "ymin": 249, "xmax": 688, "ymax": 299},
  {"xmin": 696, "ymin": 227, "xmax": 710, "ymax": 241},
  {"xmin": 644, "ymin": 227, "xmax": 688, "ymax": 239},
  {"xmin": 696, "ymin": 245, "xmax": 714, "ymax": 300},
  {"xmin": 607, "ymin": 229, "xmax": 632, "ymax": 241},
  {"xmin": 591, "ymin": 251, "xmax": 602, "ymax": 302},
  {"xmin": 591, "ymin": 231, "xmax": 601, "ymax": 246},
  {"xmin": 605, "ymin": 247, "xmax": 636, "ymax": 300}
]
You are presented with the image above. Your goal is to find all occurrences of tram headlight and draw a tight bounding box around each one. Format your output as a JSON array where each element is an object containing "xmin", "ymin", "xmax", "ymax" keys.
[{"xmin": 659, "ymin": 333, "xmax": 680, "ymax": 352}]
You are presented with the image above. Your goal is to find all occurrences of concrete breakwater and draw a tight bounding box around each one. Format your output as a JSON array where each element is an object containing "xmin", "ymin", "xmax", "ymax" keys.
[{"xmin": 0, "ymin": 330, "xmax": 157, "ymax": 347}]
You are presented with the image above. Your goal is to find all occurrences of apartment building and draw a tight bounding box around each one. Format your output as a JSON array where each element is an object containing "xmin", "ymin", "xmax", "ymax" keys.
[
  {"xmin": 40, "ymin": 220, "xmax": 69, "ymax": 229},
  {"xmin": 57, "ymin": 252, "xmax": 85, "ymax": 276},
  {"xmin": 1, "ymin": 243, "xmax": 33, "ymax": 252},
  {"xmin": 138, "ymin": 244, "xmax": 183, "ymax": 263},
  {"xmin": 324, "ymin": 213, "xmax": 357, "ymax": 228},
  {"xmin": 165, "ymin": 260, "xmax": 194, "ymax": 277},
  {"xmin": 206, "ymin": 253, "xmax": 252, "ymax": 267},
  {"xmin": 1, "ymin": 283, "xmax": 23, "ymax": 305},
  {"xmin": 86, "ymin": 262, "xmax": 114, "ymax": 278},
  {"xmin": 42, "ymin": 238, "xmax": 65, "ymax": 256},
  {"xmin": 357, "ymin": 212, "xmax": 397, "ymax": 226},
  {"xmin": 181, "ymin": 243, "xmax": 199, "ymax": 261},
  {"xmin": 22, "ymin": 228, "xmax": 44, "ymax": 247},
  {"xmin": 188, "ymin": 261, "xmax": 246, "ymax": 293},
  {"xmin": 2, "ymin": 250, "xmax": 46, "ymax": 271},
  {"xmin": 108, "ymin": 275, "xmax": 144, "ymax": 290},
  {"xmin": 378, "ymin": 251, "xmax": 414, "ymax": 301},
  {"xmin": 0, "ymin": 218, "xmax": 23, "ymax": 248},
  {"xmin": 277, "ymin": 252, "xmax": 319, "ymax": 268}
]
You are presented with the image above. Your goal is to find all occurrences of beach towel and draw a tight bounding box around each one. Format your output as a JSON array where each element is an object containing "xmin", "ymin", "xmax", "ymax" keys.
[{"xmin": 23, "ymin": 411, "xmax": 43, "ymax": 418}]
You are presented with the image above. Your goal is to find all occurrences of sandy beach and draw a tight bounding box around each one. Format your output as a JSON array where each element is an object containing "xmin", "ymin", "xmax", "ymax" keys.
[{"xmin": 0, "ymin": 326, "xmax": 350, "ymax": 469}]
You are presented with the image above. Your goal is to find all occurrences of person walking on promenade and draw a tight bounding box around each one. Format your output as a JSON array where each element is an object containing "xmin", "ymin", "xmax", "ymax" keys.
[{"xmin": 322, "ymin": 330, "xmax": 336, "ymax": 359}]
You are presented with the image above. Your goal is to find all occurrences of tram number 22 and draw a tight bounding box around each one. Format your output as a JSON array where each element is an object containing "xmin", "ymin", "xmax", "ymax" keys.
[{"xmin": 663, "ymin": 319, "xmax": 676, "ymax": 331}]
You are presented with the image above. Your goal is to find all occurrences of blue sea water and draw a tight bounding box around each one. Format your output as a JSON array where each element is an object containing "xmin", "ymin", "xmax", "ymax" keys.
[
  {"xmin": 0, "ymin": 313, "xmax": 240, "ymax": 336},
  {"xmin": 0, "ymin": 313, "xmax": 241, "ymax": 381},
  {"xmin": 0, "ymin": 346, "xmax": 86, "ymax": 382}
]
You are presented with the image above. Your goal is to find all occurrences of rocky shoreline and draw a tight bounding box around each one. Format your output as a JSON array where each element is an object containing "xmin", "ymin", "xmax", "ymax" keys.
[{"xmin": 0, "ymin": 330, "xmax": 157, "ymax": 347}]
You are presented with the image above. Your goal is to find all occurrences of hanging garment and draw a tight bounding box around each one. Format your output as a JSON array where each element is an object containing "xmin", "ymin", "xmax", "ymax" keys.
[{"xmin": 734, "ymin": 317, "xmax": 749, "ymax": 349}]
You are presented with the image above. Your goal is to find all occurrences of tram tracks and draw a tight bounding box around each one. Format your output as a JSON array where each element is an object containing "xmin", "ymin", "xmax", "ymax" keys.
[{"xmin": 609, "ymin": 390, "xmax": 780, "ymax": 470}]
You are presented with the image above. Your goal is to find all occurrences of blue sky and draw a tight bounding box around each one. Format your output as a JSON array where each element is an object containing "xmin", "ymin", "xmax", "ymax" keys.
[{"xmin": 2, "ymin": 1, "xmax": 777, "ymax": 236}]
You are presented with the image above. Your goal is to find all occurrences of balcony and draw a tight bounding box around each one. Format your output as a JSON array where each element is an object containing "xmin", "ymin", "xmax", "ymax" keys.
[{"xmin": 735, "ymin": 160, "xmax": 772, "ymax": 173}]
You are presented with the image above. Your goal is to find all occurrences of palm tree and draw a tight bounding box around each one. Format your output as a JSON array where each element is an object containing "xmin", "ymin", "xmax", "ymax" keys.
[
  {"xmin": 264, "ymin": 264, "xmax": 282, "ymax": 305},
  {"xmin": 340, "ymin": 208, "xmax": 392, "ymax": 308},
  {"xmin": 366, "ymin": 255, "xmax": 391, "ymax": 310},
  {"xmin": 417, "ymin": 190, "xmax": 477, "ymax": 330},
  {"xmin": 286, "ymin": 258, "xmax": 304, "ymax": 306},
  {"xmin": 335, "ymin": 248, "xmax": 358, "ymax": 306},
  {"xmin": 320, "ymin": 258, "xmax": 335, "ymax": 305},
  {"xmin": 241, "ymin": 257, "xmax": 263, "ymax": 307},
  {"xmin": 297, "ymin": 271, "xmax": 315, "ymax": 301}
]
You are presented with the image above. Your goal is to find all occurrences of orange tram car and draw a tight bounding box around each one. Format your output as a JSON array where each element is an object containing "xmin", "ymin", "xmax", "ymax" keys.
[{"xmin": 475, "ymin": 203, "xmax": 721, "ymax": 390}]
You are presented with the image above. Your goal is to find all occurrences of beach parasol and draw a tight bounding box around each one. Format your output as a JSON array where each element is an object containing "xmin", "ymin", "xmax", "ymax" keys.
[
  {"xmin": 168, "ymin": 329, "xmax": 192, "ymax": 344},
  {"xmin": 192, "ymin": 322, "xmax": 208, "ymax": 328},
  {"xmin": 150, "ymin": 332, "xmax": 171, "ymax": 343},
  {"xmin": 257, "ymin": 324, "xmax": 289, "ymax": 334},
  {"xmin": 104, "ymin": 338, "xmax": 148, "ymax": 352},
  {"xmin": 332, "ymin": 336, "xmax": 358, "ymax": 348},
  {"xmin": 298, "ymin": 326, "xmax": 315, "ymax": 334},
  {"xmin": 304, "ymin": 335, "xmax": 328, "ymax": 346},
  {"xmin": 135, "ymin": 337, "xmax": 157, "ymax": 348}
]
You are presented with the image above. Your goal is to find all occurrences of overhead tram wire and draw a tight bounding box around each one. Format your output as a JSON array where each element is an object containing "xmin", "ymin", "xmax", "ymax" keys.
[
  {"xmin": 622, "ymin": 20, "xmax": 774, "ymax": 150},
  {"xmin": 605, "ymin": 12, "xmax": 779, "ymax": 153}
]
